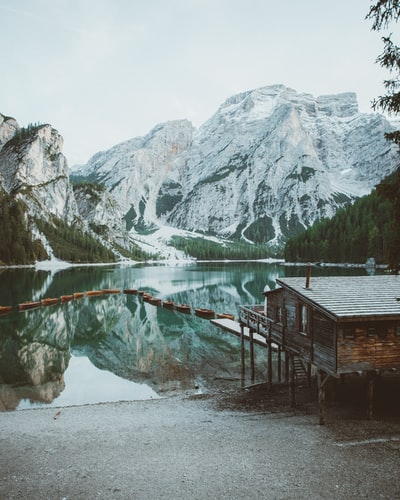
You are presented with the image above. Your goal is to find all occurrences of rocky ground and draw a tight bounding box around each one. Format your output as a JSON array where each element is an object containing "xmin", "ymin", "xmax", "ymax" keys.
[{"xmin": 1, "ymin": 375, "xmax": 400, "ymax": 499}]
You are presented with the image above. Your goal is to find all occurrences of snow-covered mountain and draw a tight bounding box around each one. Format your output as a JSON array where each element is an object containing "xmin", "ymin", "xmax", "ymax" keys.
[
  {"xmin": 1, "ymin": 84, "xmax": 399, "ymax": 261},
  {"xmin": 75, "ymin": 84, "xmax": 399, "ymax": 249}
]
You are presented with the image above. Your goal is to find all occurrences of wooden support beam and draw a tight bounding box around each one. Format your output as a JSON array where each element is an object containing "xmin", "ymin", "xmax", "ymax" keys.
[
  {"xmin": 366, "ymin": 371, "xmax": 375, "ymax": 420},
  {"xmin": 277, "ymin": 346, "xmax": 282, "ymax": 384},
  {"xmin": 307, "ymin": 363, "xmax": 312, "ymax": 388},
  {"xmin": 285, "ymin": 351, "xmax": 289, "ymax": 383},
  {"xmin": 249, "ymin": 329, "xmax": 255, "ymax": 382},
  {"xmin": 317, "ymin": 369, "xmax": 329, "ymax": 425},
  {"xmin": 289, "ymin": 355, "xmax": 295, "ymax": 408},
  {"xmin": 240, "ymin": 323, "xmax": 245, "ymax": 383},
  {"xmin": 267, "ymin": 343, "xmax": 272, "ymax": 391}
]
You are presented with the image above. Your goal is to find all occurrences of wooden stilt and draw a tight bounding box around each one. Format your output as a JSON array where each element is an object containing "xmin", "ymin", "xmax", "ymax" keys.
[
  {"xmin": 267, "ymin": 323, "xmax": 273, "ymax": 390},
  {"xmin": 249, "ymin": 329, "xmax": 255, "ymax": 382},
  {"xmin": 267, "ymin": 342, "xmax": 273, "ymax": 391},
  {"xmin": 317, "ymin": 369, "xmax": 329, "ymax": 425},
  {"xmin": 277, "ymin": 346, "xmax": 282, "ymax": 384},
  {"xmin": 289, "ymin": 355, "xmax": 295, "ymax": 408},
  {"xmin": 367, "ymin": 371, "xmax": 375, "ymax": 420},
  {"xmin": 307, "ymin": 363, "xmax": 312, "ymax": 387},
  {"xmin": 284, "ymin": 351, "xmax": 289, "ymax": 383},
  {"xmin": 240, "ymin": 323, "xmax": 245, "ymax": 383}
]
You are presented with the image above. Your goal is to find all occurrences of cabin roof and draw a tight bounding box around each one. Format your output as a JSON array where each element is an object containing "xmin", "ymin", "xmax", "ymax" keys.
[{"xmin": 275, "ymin": 275, "xmax": 400, "ymax": 321}]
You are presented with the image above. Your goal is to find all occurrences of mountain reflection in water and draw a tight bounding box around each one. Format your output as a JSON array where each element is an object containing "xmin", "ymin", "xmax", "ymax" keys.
[{"xmin": 0, "ymin": 262, "xmax": 369, "ymax": 411}]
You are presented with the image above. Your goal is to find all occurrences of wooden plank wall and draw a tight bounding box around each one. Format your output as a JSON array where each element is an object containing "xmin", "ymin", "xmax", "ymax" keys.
[
  {"xmin": 312, "ymin": 312, "xmax": 336, "ymax": 374},
  {"xmin": 337, "ymin": 322, "xmax": 400, "ymax": 373}
]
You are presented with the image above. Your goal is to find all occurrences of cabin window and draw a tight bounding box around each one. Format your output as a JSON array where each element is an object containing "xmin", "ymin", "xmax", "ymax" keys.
[
  {"xmin": 276, "ymin": 305, "xmax": 283, "ymax": 324},
  {"xmin": 343, "ymin": 328, "xmax": 355, "ymax": 339},
  {"xmin": 367, "ymin": 327, "xmax": 376, "ymax": 337},
  {"xmin": 396, "ymin": 325, "xmax": 400, "ymax": 336},
  {"xmin": 377, "ymin": 327, "xmax": 388, "ymax": 339},
  {"xmin": 298, "ymin": 304, "xmax": 308, "ymax": 335}
]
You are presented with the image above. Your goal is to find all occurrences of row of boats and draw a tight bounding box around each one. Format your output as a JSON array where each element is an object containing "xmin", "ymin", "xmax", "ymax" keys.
[
  {"xmin": 0, "ymin": 287, "xmax": 235, "ymax": 321},
  {"xmin": 126, "ymin": 289, "xmax": 235, "ymax": 320}
]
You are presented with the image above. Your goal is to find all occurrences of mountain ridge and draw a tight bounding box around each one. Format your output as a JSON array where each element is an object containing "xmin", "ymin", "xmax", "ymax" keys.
[{"xmin": 1, "ymin": 84, "xmax": 399, "ymax": 262}]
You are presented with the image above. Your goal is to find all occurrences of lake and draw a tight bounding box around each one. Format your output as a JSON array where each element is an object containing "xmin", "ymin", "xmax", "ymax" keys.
[{"xmin": 0, "ymin": 261, "xmax": 373, "ymax": 411}]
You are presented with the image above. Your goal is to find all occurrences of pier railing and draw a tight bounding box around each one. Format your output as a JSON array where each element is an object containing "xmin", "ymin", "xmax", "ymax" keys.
[{"xmin": 239, "ymin": 304, "xmax": 284, "ymax": 347}]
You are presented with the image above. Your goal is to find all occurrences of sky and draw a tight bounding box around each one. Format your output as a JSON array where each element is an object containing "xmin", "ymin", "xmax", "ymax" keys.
[{"xmin": 0, "ymin": 0, "xmax": 391, "ymax": 166}]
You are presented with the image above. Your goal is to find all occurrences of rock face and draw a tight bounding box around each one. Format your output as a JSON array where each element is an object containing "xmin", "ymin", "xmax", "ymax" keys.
[
  {"xmin": 75, "ymin": 119, "xmax": 194, "ymax": 231},
  {"xmin": 0, "ymin": 114, "xmax": 18, "ymax": 151},
  {"xmin": 76, "ymin": 85, "xmax": 399, "ymax": 248},
  {"xmin": 0, "ymin": 114, "xmax": 130, "ymax": 256},
  {"xmin": 73, "ymin": 183, "xmax": 129, "ymax": 248},
  {"xmin": 165, "ymin": 86, "xmax": 398, "ymax": 245},
  {"xmin": 2, "ymin": 84, "xmax": 399, "ymax": 258},
  {"xmin": 0, "ymin": 119, "xmax": 78, "ymax": 222}
]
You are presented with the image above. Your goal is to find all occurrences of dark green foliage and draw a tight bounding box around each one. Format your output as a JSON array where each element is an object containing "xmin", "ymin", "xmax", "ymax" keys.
[
  {"xmin": 284, "ymin": 184, "xmax": 395, "ymax": 264},
  {"xmin": 287, "ymin": 166, "xmax": 316, "ymax": 182},
  {"xmin": 156, "ymin": 193, "xmax": 183, "ymax": 216},
  {"xmin": 170, "ymin": 236, "xmax": 273, "ymax": 260},
  {"xmin": 243, "ymin": 216, "xmax": 275, "ymax": 243},
  {"xmin": 367, "ymin": 1, "xmax": 400, "ymax": 130},
  {"xmin": 35, "ymin": 217, "xmax": 116, "ymax": 263},
  {"xmin": 71, "ymin": 181, "xmax": 106, "ymax": 203},
  {"xmin": 123, "ymin": 205, "xmax": 137, "ymax": 231},
  {"xmin": 113, "ymin": 242, "xmax": 156, "ymax": 261},
  {"xmin": 0, "ymin": 191, "xmax": 48, "ymax": 265},
  {"xmin": 5, "ymin": 123, "xmax": 44, "ymax": 148}
]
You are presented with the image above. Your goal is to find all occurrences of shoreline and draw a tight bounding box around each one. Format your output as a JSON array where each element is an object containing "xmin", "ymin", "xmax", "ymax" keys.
[{"xmin": 2, "ymin": 389, "xmax": 400, "ymax": 499}]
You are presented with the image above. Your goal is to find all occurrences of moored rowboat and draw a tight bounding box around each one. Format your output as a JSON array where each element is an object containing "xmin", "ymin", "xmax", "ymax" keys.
[
  {"xmin": 73, "ymin": 292, "xmax": 84, "ymax": 299},
  {"xmin": 41, "ymin": 298, "xmax": 59, "ymax": 306},
  {"xmin": 86, "ymin": 290, "xmax": 104, "ymax": 297},
  {"xmin": 148, "ymin": 297, "xmax": 162, "ymax": 306},
  {"xmin": 195, "ymin": 308, "xmax": 215, "ymax": 319},
  {"xmin": 162, "ymin": 300, "xmax": 175, "ymax": 310},
  {"xmin": 0, "ymin": 305, "xmax": 12, "ymax": 314},
  {"xmin": 216, "ymin": 313, "xmax": 235, "ymax": 321},
  {"xmin": 142, "ymin": 293, "xmax": 152, "ymax": 302},
  {"xmin": 61, "ymin": 295, "xmax": 73, "ymax": 302},
  {"xmin": 19, "ymin": 301, "xmax": 41, "ymax": 311},
  {"xmin": 101, "ymin": 289, "xmax": 120, "ymax": 294},
  {"xmin": 123, "ymin": 289, "xmax": 139, "ymax": 295},
  {"xmin": 175, "ymin": 304, "xmax": 191, "ymax": 314}
]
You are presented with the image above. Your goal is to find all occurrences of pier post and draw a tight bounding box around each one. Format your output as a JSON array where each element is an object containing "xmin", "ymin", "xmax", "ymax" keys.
[
  {"xmin": 284, "ymin": 351, "xmax": 289, "ymax": 383},
  {"xmin": 317, "ymin": 369, "xmax": 329, "ymax": 425},
  {"xmin": 277, "ymin": 346, "xmax": 282, "ymax": 384},
  {"xmin": 307, "ymin": 362, "xmax": 312, "ymax": 387},
  {"xmin": 240, "ymin": 323, "xmax": 245, "ymax": 383},
  {"xmin": 366, "ymin": 371, "xmax": 375, "ymax": 420},
  {"xmin": 267, "ymin": 323, "xmax": 273, "ymax": 391},
  {"xmin": 289, "ymin": 355, "xmax": 295, "ymax": 408},
  {"xmin": 249, "ymin": 329, "xmax": 255, "ymax": 382}
]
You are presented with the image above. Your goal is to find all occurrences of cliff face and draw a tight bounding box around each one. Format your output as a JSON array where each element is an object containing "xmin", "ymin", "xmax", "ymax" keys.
[
  {"xmin": 165, "ymin": 86, "xmax": 398, "ymax": 245},
  {"xmin": 0, "ymin": 120, "xmax": 78, "ymax": 221},
  {"xmin": 0, "ymin": 114, "xmax": 130, "ymax": 258},
  {"xmin": 75, "ymin": 85, "xmax": 399, "ymax": 248},
  {"xmin": 74, "ymin": 119, "xmax": 194, "ymax": 231}
]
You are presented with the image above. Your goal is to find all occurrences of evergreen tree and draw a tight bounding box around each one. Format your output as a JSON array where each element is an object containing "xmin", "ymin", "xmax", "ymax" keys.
[{"xmin": 367, "ymin": 1, "xmax": 400, "ymax": 267}]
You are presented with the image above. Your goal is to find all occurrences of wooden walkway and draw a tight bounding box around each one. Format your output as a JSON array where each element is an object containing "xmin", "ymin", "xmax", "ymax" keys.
[{"xmin": 211, "ymin": 316, "xmax": 284, "ymax": 386}]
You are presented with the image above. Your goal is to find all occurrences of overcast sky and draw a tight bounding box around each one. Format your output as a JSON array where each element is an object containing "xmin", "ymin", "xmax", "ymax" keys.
[{"xmin": 0, "ymin": 0, "xmax": 389, "ymax": 166}]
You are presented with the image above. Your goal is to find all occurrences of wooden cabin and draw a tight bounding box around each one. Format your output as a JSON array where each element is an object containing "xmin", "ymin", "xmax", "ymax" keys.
[
  {"xmin": 240, "ymin": 274, "xmax": 400, "ymax": 423},
  {"xmin": 266, "ymin": 275, "xmax": 400, "ymax": 374}
]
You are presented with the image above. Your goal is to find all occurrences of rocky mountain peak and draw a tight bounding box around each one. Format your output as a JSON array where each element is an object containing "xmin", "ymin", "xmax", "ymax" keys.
[{"xmin": 0, "ymin": 113, "xmax": 18, "ymax": 152}]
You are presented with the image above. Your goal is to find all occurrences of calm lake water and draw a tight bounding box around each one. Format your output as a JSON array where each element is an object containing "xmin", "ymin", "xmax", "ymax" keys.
[{"xmin": 0, "ymin": 261, "xmax": 373, "ymax": 411}]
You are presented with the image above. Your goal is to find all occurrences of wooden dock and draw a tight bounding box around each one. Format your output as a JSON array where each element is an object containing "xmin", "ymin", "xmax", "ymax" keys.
[{"xmin": 211, "ymin": 317, "xmax": 284, "ymax": 387}]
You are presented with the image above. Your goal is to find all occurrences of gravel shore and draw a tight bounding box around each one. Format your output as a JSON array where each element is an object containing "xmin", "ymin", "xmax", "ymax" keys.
[{"xmin": 1, "ymin": 383, "xmax": 400, "ymax": 500}]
